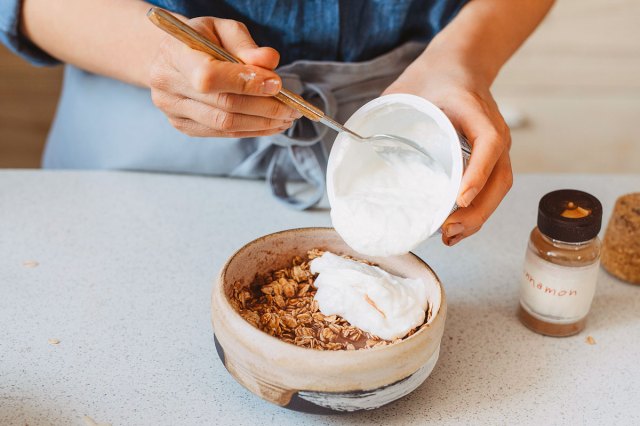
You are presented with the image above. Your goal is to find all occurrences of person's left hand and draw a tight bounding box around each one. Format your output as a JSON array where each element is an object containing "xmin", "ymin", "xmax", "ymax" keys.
[{"xmin": 383, "ymin": 56, "xmax": 513, "ymax": 246}]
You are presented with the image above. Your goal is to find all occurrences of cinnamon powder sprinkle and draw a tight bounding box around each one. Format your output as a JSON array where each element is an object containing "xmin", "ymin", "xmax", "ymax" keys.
[
  {"xmin": 230, "ymin": 249, "xmax": 427, "ymax": 351},
  {"xmin": 364, "ymin": 294, "xmax": 387, "ymax": 318}
]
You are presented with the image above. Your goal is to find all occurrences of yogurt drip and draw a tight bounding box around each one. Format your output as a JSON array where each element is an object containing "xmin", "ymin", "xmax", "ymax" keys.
[
  {"xmin": 310, "ymin": 252, "xmax": 432, "ymax": 341},
  {"xmin": 328, "ymin": 104, "xmax": 451, "ymax": 256}
]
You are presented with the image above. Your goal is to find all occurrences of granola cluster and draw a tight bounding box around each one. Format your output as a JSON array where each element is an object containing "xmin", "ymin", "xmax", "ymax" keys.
[{"xmin": 230, "ymin": 249, "xmax": 423, "ymax": 351}]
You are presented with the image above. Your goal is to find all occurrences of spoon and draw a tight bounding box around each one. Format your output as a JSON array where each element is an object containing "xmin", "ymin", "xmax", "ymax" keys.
[{"xmin": 147, "ymin": 8, "xmax": 434, "ymax": 161}]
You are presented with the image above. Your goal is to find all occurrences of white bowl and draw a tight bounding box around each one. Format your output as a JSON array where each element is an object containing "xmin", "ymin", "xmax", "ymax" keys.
[{"xmin": 327, "ymin": 93, "xmax": 466, "ymax": 237}]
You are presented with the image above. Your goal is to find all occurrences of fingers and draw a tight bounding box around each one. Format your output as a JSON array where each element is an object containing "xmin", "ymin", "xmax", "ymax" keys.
[
  {"xmin": 166, "ymin": 116, "xmax": 292, "ymax": 138},
  {"xmin": 161, "ymin": 17, "xmax": 283, "ymax": 97},
  {"xmin": 441, "ymin": 150, "xmax": 514, "ymax": 246},
  {"xmin": 153, "ymin": 93, "xmax": 295, "ymax": 133},
  {"xmin": 173, "ymin": 49, "xmax": 282, "ymax": 96},
  {"xmin": 210, "ymin": 18, "xmax": 280, "ymax": 69},
  {"xmin": 452, "ymin": 95, "xmax": 511, "ymax": 208},
  {"xmin": 151, "ymin": 66, "xmax": 301, "ymax": 121},
  {"xmin": 209, "ymin": 93, "xmax": 302, "ymax": 120},
  {"xmin": 177, "ymin": 18, "xmax": 281, "ymax": 95}
]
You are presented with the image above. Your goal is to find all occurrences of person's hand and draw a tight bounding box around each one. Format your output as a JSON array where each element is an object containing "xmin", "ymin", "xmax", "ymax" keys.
[
  {"xmin": 383, "ymin": 56, "xmax": 513, "ymax": 246},
  {"xmin": 149, "ymin": 17, "xmax": 301, "ymax": 137}
]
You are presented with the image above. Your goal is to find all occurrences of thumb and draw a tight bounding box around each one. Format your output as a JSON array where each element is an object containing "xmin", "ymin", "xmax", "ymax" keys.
[{"xmin": 212, "ymin": 18, "xmax": 280, "ymax": 70}]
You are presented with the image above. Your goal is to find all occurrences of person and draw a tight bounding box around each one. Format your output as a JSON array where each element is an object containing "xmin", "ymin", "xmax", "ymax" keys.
[{"xmin": 0, "ymin": 0, "xmax": 554, "ymax": 245}]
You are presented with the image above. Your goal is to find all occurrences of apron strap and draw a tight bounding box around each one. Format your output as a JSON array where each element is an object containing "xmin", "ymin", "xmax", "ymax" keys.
[
  {"xmin": 267, "ymin": 144, "xmax": 326, "ymax": 210},
  {"xmin": 266, "ymin": 78, "xmax": 336, "ymax": 210}
]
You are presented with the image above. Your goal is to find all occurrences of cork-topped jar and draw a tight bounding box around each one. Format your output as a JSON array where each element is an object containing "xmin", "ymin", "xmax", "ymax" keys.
[
  {"xmin": 601, "ymin": 193, "xmax": 640, "ymax": 284},
  {"xmin": 518, "ymin": 190, "xmax": 603, "ymax": 337}
]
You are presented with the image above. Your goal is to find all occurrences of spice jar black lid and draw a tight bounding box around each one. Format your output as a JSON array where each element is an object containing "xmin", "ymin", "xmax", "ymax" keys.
[{"xmin": 537, "ymin": 189, "xmax": 602, "ymax": 242}]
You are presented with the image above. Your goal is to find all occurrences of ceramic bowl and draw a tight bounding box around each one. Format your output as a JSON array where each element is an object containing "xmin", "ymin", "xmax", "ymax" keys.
[{"xmin": 211, "ymin": 227, "xmax": 446, "ymax": 413}]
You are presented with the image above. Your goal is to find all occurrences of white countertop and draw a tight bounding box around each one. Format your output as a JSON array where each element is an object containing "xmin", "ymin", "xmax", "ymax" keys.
[{"xmin": 1, "ymin": 171, "xmax": 639, "ymax": 426}]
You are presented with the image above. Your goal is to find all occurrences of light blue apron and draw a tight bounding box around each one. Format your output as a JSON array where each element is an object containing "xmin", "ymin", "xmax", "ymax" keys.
[{"xmin": 44, "ymin": 42, "xmax": 426, "ymax": 209}]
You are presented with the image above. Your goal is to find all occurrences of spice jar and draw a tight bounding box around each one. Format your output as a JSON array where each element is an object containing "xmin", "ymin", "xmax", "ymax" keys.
[{"xmin": 518, "ymin": 189, "xmax": 602, "ymax": 337}]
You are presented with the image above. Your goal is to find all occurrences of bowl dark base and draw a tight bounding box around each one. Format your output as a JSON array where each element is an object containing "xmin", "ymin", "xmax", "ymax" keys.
[{"xmin": 213, "ymin": 334, "xmax": 425, "ymax": 414}]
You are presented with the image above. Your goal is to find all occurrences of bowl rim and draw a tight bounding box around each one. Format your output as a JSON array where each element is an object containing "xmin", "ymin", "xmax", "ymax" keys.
[{"xmin": 214, "ymin": 226, "xmax": 446, "ymax": 357}]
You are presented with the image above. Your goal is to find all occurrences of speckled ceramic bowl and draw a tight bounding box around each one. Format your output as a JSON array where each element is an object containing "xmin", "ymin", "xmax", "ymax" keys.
[{"xmin": 211, "ymin": 227, "xmax": 446, "ymax": 413}]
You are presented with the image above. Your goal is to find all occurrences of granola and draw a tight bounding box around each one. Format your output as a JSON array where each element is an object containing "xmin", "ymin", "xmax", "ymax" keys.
[{"xmin": 230, "ymin": 249, "xmax": 427, "ymax": 351}]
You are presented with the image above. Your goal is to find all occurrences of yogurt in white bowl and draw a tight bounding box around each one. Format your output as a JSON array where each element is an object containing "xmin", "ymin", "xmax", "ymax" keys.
[{"xmin": 327, "ymin": 94, "xmax": 469, "ymax": 256}]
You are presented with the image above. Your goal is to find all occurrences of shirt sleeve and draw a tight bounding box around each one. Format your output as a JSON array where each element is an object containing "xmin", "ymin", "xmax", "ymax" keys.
[{"xmin": 0, "ymin": 0, "xmax": 60, "ymax": 66}]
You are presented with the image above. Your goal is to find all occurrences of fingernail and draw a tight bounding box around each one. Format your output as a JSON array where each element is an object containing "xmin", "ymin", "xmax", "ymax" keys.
[
  {"xmin": 444, "ymin": 222, "xmax": 464, "ymax": 238},
  {"xmin": 289, "ymin": 109, "xmax": 303, "ymax": 119},
  {"xmin": 458, "ymin": 188, "xmax": 478, "ymax": 208},
  {"xmin": 446, "ymin": 234, "xmax": 464, "ymax": 247},
  {"xmin": 261, "ymin": 79, "xmax": 281, "ymax": 95}
]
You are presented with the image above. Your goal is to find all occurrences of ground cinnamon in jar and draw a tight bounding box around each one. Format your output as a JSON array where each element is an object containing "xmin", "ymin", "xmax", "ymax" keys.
[{"xmin": 518, "ymin": 189, "xmax": 602, "ymax": 337}]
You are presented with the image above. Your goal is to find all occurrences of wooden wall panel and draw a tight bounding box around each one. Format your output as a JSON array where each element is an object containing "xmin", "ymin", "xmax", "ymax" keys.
[
  {"xmin": 492, "ymin": 0, "xmax": 640, "ymax": 173},
  {"xmin": 0, "ymin": 45, "xmax": 62, "ymax": 168}
]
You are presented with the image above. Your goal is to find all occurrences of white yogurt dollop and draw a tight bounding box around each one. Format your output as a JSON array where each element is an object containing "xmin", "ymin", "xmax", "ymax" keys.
[
  {"xmin": 327, "ymin": 104, "xmax": 451, "ymax": 257},
  {"xmin": 310, "ymin": 252, "xmax": 432, "ymax": 341}
]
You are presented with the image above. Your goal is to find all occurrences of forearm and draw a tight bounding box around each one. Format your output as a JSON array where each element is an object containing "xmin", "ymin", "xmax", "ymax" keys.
[
  {"xmin": 21, "ymin": 0, "xmax": 165, "ymax": 87},
  {"xmin": 420, "ymin": 0, "xmax": 555, "ymax": 87}
]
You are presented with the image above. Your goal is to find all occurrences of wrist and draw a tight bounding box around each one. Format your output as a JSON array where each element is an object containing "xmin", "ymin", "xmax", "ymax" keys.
[{"xmin": 417, "ymin": 38, "xmax": 498, "ymax": 89}]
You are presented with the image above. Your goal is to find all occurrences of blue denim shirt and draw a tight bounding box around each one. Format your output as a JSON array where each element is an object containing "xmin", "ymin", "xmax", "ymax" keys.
[
  {"xmin": 2, "ymin": 0, "xmax": 468, "ymax": 66},
  {"xmin": 1, "ymin": 1, "xmax": 468, "ymax": 209}
]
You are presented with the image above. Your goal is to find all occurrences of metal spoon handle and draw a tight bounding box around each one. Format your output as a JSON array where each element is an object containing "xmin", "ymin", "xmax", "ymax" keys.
[
  {"xmin": 319, "ymin": 116, "xmax": 364, "ymax": 139},
  {"xmin": 147, "ymin": 7, "xmax": 326, "ymax": 122}
]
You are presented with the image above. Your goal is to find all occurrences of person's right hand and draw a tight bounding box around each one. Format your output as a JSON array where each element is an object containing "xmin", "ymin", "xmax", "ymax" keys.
[{"xmin": 149, "ymin": 16, "xmax": 301, "ymax": 138}]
